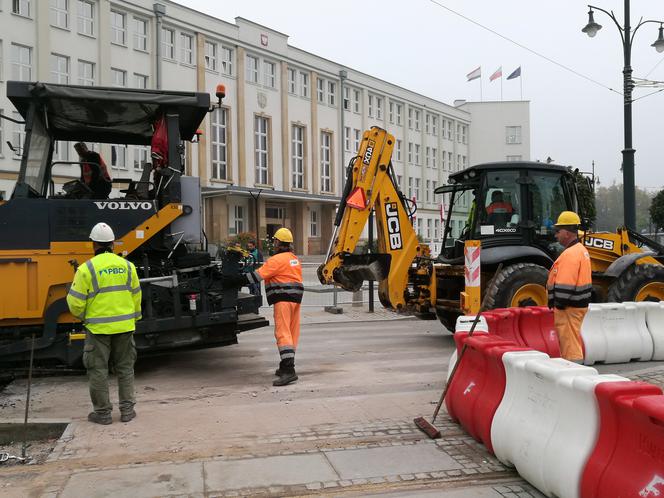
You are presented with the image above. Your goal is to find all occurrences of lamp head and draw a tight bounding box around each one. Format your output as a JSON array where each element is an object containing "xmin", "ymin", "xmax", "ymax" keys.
[
  {"xmin": 652, "ymin": 24, "xmax": 664, "ymax": 53},
  {"xmin": 582, "ymin": 9, "xmax": 602, "ymax": 38}
]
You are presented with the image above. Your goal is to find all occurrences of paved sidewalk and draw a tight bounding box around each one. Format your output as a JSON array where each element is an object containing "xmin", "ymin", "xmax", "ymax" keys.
[{"xmin": 259, "ymin": 302, "xmax": 414, "ymax": 326}]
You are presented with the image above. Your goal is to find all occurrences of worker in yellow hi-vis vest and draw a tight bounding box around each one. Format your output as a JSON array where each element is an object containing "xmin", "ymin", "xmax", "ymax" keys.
[{"xmin": 66, "ymin": 222, "xmax": 142, "ymax": 425}]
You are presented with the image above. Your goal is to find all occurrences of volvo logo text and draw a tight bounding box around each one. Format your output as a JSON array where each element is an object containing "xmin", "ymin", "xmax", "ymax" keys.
[{"xmin": 94, "ymin": 201, "xmax": 153, "ymax": 210}]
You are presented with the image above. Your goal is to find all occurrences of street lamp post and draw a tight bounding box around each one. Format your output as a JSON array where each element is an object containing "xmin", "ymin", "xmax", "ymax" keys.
[{"xmin": 582, "ymin": 1, "xmax": 664, "ymax": 229}]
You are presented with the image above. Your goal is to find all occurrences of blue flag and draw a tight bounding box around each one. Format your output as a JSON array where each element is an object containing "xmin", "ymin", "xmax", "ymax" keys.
[{"xmin": 507, "ymin": 66, "xmax": 521, "ymax": 80}]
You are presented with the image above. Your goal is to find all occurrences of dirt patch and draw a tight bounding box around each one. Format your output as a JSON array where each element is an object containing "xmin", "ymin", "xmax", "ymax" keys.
[{"xmin": 0, "ymin": 438, "xmax": 58, "ymax": 466}]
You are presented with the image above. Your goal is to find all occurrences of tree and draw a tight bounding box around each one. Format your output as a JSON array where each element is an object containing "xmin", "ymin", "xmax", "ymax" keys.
[
  {"xmin": 650, "ymin": 190, "xmax": 664, "ymax": 231},
  {"xmin": 570, "ymin": 168, "xmax": 596, "ymax": 226},
  {"xmin": 594, "ymin": 182, "xmax": 653, "ymax": 232}
]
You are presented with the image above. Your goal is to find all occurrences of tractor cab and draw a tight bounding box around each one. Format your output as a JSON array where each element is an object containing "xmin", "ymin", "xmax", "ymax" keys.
[{"xmin": 435, "ymin": 162, "xmax": 578, "ymax": 266}]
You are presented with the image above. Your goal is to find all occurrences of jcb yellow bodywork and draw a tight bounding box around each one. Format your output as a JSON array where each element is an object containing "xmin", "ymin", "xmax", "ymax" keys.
[{"xmin": 0, "ymin": 203, "xmax": 182, "ymax": 326}]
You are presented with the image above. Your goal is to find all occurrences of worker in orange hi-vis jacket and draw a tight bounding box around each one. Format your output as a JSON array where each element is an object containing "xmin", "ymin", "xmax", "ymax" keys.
[
  {"xmin": 223, "ymin": 228, "xmax": 303, "ymax": 386},
  {"xmin": 547, "ymin": 211, "xmax": 592, "ymax": 363}
]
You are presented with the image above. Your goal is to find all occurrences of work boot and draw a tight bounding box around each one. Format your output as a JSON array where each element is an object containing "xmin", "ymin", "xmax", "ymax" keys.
[
  {"xmin": 88, "ymin": 412, "xmax": 112, "ymax": 425},
  {"xmin": 273, "ymin": 359, "xmax": 298, "ymax": 386},
  {"xmin": 120, "ymin": 409, "xmax": 136, "ymax": 423}
]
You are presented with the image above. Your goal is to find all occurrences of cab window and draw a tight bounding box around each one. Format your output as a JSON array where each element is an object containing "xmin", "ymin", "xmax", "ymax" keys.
[{"xmin": 474, "ymin": 170, "xmax": 521, "ymax": 236}]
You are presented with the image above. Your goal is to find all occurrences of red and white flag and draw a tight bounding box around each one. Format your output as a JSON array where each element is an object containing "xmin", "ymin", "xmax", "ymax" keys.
[{"xmin": 489, "ymin": 66, "xmax": 502, "ymax": 82}]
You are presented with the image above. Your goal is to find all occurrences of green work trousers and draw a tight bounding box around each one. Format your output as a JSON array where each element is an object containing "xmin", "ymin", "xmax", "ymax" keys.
[{"xmin": 83, "ymin": 331, "xmax": 137, "ymax": 415}]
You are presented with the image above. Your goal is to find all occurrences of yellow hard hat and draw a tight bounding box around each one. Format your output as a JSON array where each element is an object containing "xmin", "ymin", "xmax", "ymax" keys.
[
  {"xmin": 554, "ymin": 211, "xmax": 581, "ymax": 227},
  {"xmin": 273, "ymin": 227, "xmax": 294, "ymax": 243}
]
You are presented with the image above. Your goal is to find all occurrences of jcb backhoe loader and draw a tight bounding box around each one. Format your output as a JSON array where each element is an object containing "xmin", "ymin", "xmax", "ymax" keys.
[
  {"xmin": 0, "ymin": 81, "xmax": 267, "ymax": 366},
  {"xmin": 318, "ymin": 127, "xmax": 664, "ymax": 330}
]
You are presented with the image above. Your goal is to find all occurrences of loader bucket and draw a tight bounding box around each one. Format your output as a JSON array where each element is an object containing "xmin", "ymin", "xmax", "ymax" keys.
[{"xmin": 331, "ymin": 254, "xmax": 391, "ymax": 292}]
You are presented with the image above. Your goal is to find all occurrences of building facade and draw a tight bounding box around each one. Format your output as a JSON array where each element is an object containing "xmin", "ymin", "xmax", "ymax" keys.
[{"xmin": 0, "ymin": 0, "xmax": 530, "ymax": 255}]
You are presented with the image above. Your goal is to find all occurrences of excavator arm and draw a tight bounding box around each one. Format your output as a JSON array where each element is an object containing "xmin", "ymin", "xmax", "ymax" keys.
[{"xmin": 317, "ymin": 127, "xmax": 435, "ymax": 312}]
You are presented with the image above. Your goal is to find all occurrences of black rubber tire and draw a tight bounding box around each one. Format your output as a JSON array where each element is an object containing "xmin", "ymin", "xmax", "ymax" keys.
[
  {"xmin": 484, "ymin": 262, "xmax": 549, "ymax": 309},
  {"xmin": 435, "ymin": 307, "xmax": 460, "ymax": 333},
  {"xmin": 607, "ymin": 263, "xmax": 664, "ymax": 302},
  {"xmin": 175, "ymin": 251, "xmax": 211, "ymax": 268}
]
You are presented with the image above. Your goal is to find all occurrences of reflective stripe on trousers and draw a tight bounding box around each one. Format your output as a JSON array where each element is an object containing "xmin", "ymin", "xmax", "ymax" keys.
[{"xmin": 274, "ymin": 302, "xmax": 301, "ymax": 360}]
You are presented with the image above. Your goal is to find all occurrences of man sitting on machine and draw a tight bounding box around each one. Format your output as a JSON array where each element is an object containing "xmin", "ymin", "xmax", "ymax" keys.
[
  {"xmin": 486, "ymin": 190, "xmax": 514, "ymax": 227},
  {"xmin": 74, "ymin": 142, "xmax": 112, "ymax": 199}
]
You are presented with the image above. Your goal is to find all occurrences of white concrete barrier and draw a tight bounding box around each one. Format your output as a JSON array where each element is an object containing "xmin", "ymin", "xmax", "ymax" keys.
[
  {"xmin": 491, "ymin": 352, "xmax": 629, "ymax": 498},
  {"xmin": 446, "ymin": 315, "xmax": 489, "ymax": 380},
  {"xmin": 639, "ymin": 301, "xmax": 664, "ymax": 360},
  {"xmin": 580, "ymin": 302, "xmax": 653, "ymax": 365}
]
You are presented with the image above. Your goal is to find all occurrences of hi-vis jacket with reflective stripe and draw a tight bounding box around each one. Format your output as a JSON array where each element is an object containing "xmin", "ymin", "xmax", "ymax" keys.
[
  {"xmin": 66, "ymin": 252, "xmax": 142, "ymax": 334},
  {"xmin": 547, "ymin": 241, "xmax": 592, "ymax": 309},
  {"xmin": 246, "ymin": 251, "xmax": 303, "ymax": 305}
]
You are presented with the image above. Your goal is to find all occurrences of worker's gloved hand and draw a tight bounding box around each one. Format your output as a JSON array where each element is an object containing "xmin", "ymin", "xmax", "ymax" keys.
[{"xmin": 221, "ymin": 273, "xmax": 248, "ymax": 288}]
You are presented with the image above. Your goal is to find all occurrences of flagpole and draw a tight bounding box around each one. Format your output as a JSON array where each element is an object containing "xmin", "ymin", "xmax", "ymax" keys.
[
  {"xmin": 479, "ymin": 76, "xmax": 483, "ymax": 102},
  {"xmin": 500, "ymin": 73, "xmax": 503, "ymax": 101},
  {"xmin": 520, "ymin": 65, "xmax": 523, "ymax": 100}
]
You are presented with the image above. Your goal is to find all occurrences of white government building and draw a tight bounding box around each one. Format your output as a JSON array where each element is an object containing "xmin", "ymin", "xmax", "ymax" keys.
[{"xmin": 0, "ymin": 0, "xmax": 530, "ymax": 255}]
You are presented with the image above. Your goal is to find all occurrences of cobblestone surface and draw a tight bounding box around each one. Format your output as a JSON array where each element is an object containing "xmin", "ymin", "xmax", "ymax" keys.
[{"xmin": 631, "ymin": 368, "xmax": 664, "ymax": 389}]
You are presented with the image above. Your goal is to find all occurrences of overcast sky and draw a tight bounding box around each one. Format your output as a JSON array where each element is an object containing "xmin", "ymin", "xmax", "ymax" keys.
[{"xmin": 178, "ymin": 0, "xmax": 664, "ymax": 190}]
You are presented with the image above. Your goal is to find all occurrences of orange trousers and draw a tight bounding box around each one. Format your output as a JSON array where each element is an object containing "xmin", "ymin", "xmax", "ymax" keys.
[
  {"xmin": 274, "ymin": 302, "xmax": 301, "ymax": 358},
  {"xmin": 553, "ymin": 307, "xmax": 587, "ymax": 362}
]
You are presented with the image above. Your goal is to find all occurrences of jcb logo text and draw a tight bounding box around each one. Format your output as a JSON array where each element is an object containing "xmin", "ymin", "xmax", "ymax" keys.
[
  {"xmin": 385, "ymin": 203, "xmax": 402, "ymax": 250},
  {"xmin": 584, "ymin": 237, "xmax": 614, "ymax": 251}
]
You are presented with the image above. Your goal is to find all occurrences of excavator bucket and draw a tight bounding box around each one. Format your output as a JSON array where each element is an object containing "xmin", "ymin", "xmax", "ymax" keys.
[{"xmin": 330, "ymin": 254, "xmax": 391, "ymax": 292}]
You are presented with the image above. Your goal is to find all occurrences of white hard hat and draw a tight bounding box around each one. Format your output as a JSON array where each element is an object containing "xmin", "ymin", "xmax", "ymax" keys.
[{"xmin": 89, "ymin": 222, "xmax": 115, "ymax": 243}]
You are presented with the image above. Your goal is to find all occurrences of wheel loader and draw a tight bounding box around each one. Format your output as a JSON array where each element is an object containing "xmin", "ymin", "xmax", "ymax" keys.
[
  {"xmin": 318, "ymin": 127, "xmax": 664, "ymax": 330},
  {"xmin": 0, "ymin": 81, "xmax": 268, "ymax": 366}
]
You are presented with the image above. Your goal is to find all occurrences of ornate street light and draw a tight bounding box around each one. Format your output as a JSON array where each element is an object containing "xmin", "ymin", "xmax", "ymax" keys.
[{"xmin": 582, "ymin": 2, "xmax": 664, "ymax": 229}]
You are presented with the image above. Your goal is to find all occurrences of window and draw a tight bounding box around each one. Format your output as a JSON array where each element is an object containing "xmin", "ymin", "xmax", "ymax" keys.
[
  {"xmin": 300, "ymin": 71, "xmax": 309, "ymax": 97},
  {"xmin": 133, "ymin": 17, "xmax": 148, "ymax": 51},
  {"xmin": 396, "ymin": 175, "xmax": 402, "ymax": 189},
  {"xmin": 506, "ymin": 126, "xmax": 522, "ymax": 144},
  {"xmin": 462, "ymin": 125, "xmax": 468, "ymax": 144},
  {"xmin": 353, "ymin": 129, "xmax": 360, "ymax": 152},
  {"xmin": 53, "ymin": 140, "xmax": 69, "ymax": 163},
  {"xmin": 11, "ymin": 44, "xmax": 32, "ymax": 81},
  {"xmin": 376, "ymin": 96, "xmax": 383, "ymax": 120},
  {"xmin": 457, "ymin": 154, "xmax": 461, "ymax": 171},
  {"xmin": 462, "ymin": 156, "xmax": 468, "ymax": 169},
  {"xmin": 133, "ymin": 73, "xmax": 148, "ymax": 89},
  {"xmin": 343, "ymin": 87, "xmax": 350, "ymax": 110},
  {"xmin": 310, "ymin": 210, "xmax": 319, "ymax": 237},
  {"xmin": 77, "ymin": 1, "xmax": 94, "ymax": 36},
  {"xmin": 425, "ymin": 146, "xmax": 431, "ymax": 168},
  {"xmin": 111, "ymin": 144, "xmax": 127, "ymax": 170},
  {"xmin": 474, "ymin": 170, "xmax": 522, "ymax": 237},
  {"xmin": 408, "ymin": 142, "xmax": 412, "ymax": 163},
  {"xmin": 181, "ymin": 33, "xmax": 194, "ymax": 65},
  {"xmin": 414, "ymin": 178, "xmax": 420, "ymax": 201},
  {"xmin": 353, "ymin": 89, "xmax": 360, "ymax": 113},
  {"xmin": 435, "ymin": 219, "xmax": 440, "ymax": 240},
  {"xmin": 111, "ymin": 11, "xmax": 126, "ymax": 45},
  {"xmin": 427, "ymin": 219, "xmax": 432, "ymax": 240},
  {"xmin": 344, "ymin": 127, "xmax": 350, "ymax": 152},
  {"xmin": 395, "ymin": 139, "xmax": 402, "ymax": 161},
  {"xmin": 395, "ymin": 103, "xmax": 402, "ymax": 126},
  {"xmin": 448, "ymin": 152, "xmax": 453, "ymax": 172},
  {"xmin": 204, "ymin": 41, "xmax": 216, "ymax": 71},
  {"xmin": 456, "ymin": 124, "xmax": 461, "ymax": 142},
  {"xmin": 425, "ymin": 114, "xmax": 430, "ymax": 134},
  {"xmin": 254, "ymin": 116, "xmax": 269, "ymax": 184},
  {"xmin": 368, "ymin": 95, "xmax": 374, "ymax": 117},
  {"xmin": 133, "ymin": 146, "xmax": 149, "ymax": 171},
  {"xmin": 414, "ymin": 110, "xmax": 421, "ymax": 131},
  {"xmin": 447, "ymin": 120, "xmax": 453, "ymax": 140},
  {"xmin": 408, "ymin": 108, "xmax": 413, "ymax": 129},
  {"xmin": 415, "ymin": 144, "xmax": 420, "ymax": 165},
  {"xmin": 211, "ymin": 108, "xmax": 228, "ymax": 180},
  {"xmin": 442, "ymin": 150, "xmax": 447, "ymax": 171},
  {"xmin": 161, "ymin": 27, "xmax": 175, "ymax": 59},
  {"xmin": 246, "ymin": 55, "xmax": 259, "ymax": 83},
  {"xmin": 389, "ymin": 102, "xmax": 395, "ymax": 124},
  {"xmin": 320, "ymin": 131, "xmax": 332, "ymax": 192},
  {"xmin": 506, "ymin": 155, "xmax": 522, "ymax": 162},
  {"xmin": 50, "ymin": 53, "xmax": 69, "ymax": 84},
  {"xmin": 291, "ymin": 125, "xmax": 304, "ymax": 189},
  {"xmin": 12, "ymin": 111, "xmax": 25, "ymax": 159},
  {"xmin": 287, "ymin": 68, "xmax": 296, "ymax": 94},
  {"xmin": 327, "ymin": 81, "xmax": 336, "ymax": 106},
  {"xmin": 111, "ymin": 68, "xmax": 126, "ymax": 87},
  {"xmin": 12, "ymin": 0, "xmax": 30, "ymax": 16},
  {"xmin": 432, "ymin": 116, "xmax": 438, "ymax": 135},
  {"xmin": 432, "ymin": 147, "xmax": 437, "ymax": 169},
  {"xmin": 426, "ymin": 180, "xmax": 431, "ymax": 202},
  {"xmin": 77, "ymin": 59, "xmax": 94, "ymax": 85},
  {"xmin": 50, "ymin": 0, "xmax": 68, "ymax": 28},
  {"xmin": 317, "ymin": 78, "xmax": 325, "ymax": 103},
  {"xmin": 231, "ymin": 205, "xmax": 244, "ymax": 235},
  {"xmin": 263, "ymin": 60, "xmax": 276, "ymax": 88},
  {"xmin": 221, "ymin": 46, "xmax": 233, "ymax": 75},
  {"xmin": 408, "ymin": 177, "xmax": 413, "ymax": 198}
]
